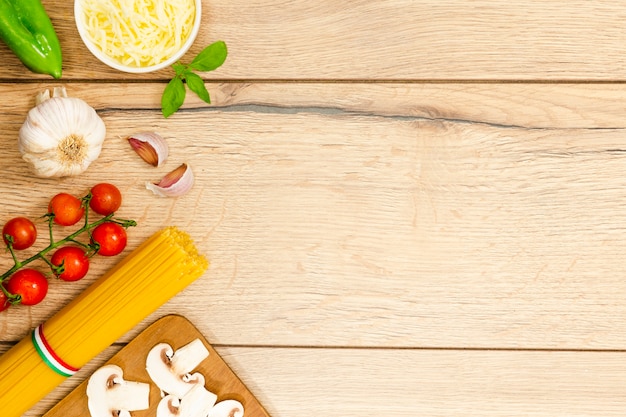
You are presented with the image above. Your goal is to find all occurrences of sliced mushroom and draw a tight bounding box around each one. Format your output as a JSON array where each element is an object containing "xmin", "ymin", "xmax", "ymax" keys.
[
  {"xmin": 209, "ymin": 400, "xmax": 245, "ymax": 417},
  {"xmin": 156, "ymin": 395, "xmax": 181, "ymax": 417},
  {"xmin": 86, "ymin": 364, "xmax": 150, "ymax": 417},
  {"xmin": 156, "ymin": 383, "xmax": 219, "ymax": 417},
  {"xmin": 180, "ymin": 383, "xmax": 219, "ymax": 417},
  {"xmin": 146, "ymin": 338, "xmax": 210, "ymax": 398}
]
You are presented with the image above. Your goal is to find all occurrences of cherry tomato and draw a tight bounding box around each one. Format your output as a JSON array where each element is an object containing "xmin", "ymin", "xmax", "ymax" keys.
[
  {"xmin": 51, "ymin": 246, "xmax": 90, "ymax": 282},
  {"xmin": 91, "ymin": 222, "xmax": 127, "ymax": 256},
  {"xmin": 90, "ymin": 183, "xmax": 122, "ymax": 216},
  {"xmin": 5, "ymin": 269, "xmax": 48, "ymax": 306},
  {"xmin": 0, "ymin": 290, "xmax": 10, "ymax": 312},
  {"xmin": 2, "ymin": 217, "xmax": 37, "ymax": 250},
  {"xmin": 48, "ymin": 193, "xmax": 85, "ymax": 226}
]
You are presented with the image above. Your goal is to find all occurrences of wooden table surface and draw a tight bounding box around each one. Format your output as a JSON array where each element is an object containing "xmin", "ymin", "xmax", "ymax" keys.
[{"xmin": 3, "ymin": 1, "xmax": 626, "ymax": 415}]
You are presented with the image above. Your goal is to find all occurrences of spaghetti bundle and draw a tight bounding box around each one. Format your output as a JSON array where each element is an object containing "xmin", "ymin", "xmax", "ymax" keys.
[{"xmin": 0, "ymin": 227, "xmax": 208, "ymax": 417}]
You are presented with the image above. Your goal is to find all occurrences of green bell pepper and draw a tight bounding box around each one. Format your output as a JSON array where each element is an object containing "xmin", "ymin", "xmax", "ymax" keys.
[{"xmin": 0, "ymin": 0, "xmax": 62, "ymax": 78}]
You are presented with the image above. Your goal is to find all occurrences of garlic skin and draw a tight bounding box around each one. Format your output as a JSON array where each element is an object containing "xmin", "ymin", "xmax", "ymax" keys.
[
  {"xmin": 146, "ymin": 163, "xmax": 194, "ymax": 197},
  {"xmin": 127, "ymin": 132, "xmax": 169, "ymax": 167},
  {"xmin": 19, "ymin": 87, "xmax": 106, "ymax": 178}
]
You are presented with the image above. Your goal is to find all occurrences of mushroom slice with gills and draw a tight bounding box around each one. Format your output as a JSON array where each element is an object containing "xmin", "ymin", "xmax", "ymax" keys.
[
  {"xmin": 86, "ymin": 364, "xmax": 150, "ymax": 417},
  {"xmin": 209, "ymin": 400, "xmax": 245, "ymax": 417},
  {"xmin": 146, "ymin": 338, "xmax": 210, "ymax": 398},
  {"xmin": 157, "ymin": 395, "xmax": 181, "ymax": 417},
  {"xmin": 156, "ymin": 384, "xmax": 218, "ymax": 417}
]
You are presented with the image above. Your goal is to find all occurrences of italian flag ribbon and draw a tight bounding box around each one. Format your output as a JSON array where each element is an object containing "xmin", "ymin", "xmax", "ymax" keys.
[{"xmin": 32, "ymin": 323, "xmax": 80, "ymax": 378}]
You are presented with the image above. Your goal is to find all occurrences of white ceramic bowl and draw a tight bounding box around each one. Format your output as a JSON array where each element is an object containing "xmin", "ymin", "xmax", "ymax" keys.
[{"xmin": 74, "ymin": 0, "xmax": 202, "ymax": 73}]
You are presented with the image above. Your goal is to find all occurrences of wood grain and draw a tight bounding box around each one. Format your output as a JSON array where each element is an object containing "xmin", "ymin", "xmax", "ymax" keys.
[
  {"xmin": 2, "ymin": 1, "xmax": 626, "ymax": 80},
  {"xmin": 1, "ymin": 2, "xmax": 626, "ymax": 415},
  {"xmin": 20, "ymin": 344, "xmax": 626, "ymax": 417},
  {"xmin": 1, "ymin": 83, "xmax": 626, "ymax": 350},
  {"xmin": 6, "ymin": 82, "xmax": 626, "ymax": 128}
]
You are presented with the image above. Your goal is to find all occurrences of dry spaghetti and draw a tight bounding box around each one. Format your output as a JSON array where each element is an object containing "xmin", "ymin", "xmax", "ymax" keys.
[{"xmin": 0, "ymin": 227, "xmax": 208, "ymax": 417}]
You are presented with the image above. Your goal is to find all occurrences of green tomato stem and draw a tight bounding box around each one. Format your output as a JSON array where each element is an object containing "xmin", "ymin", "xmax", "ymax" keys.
[
  {"xmin": 0, "ymin": 282, "xmax": 20, "ymax": 304},
  {"xmin": 5, "ymin": 240, "xmax": 19, "ymax": 268},
  {"xmin": 46, "ymin": 212, "xmax": 58, "ymax": 243},
  {"xmin": 0, "ymin": 209, "xmax": 135, "ymax": 284}
]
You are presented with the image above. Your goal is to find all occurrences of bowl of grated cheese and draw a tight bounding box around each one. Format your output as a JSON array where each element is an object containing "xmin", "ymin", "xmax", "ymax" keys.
[{"xmin": 74, "ymin": 0, "xmax": 202, "ymax": 73}]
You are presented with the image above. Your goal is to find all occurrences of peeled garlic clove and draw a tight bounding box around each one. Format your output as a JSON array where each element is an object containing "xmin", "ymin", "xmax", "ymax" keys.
[
  {"xmin": 127, "ymin": 132, "xmax": 168, "ymax": 167},
  {"xmin": 146, "ymin": 163, "xmax": 194, "ymax": 197}
]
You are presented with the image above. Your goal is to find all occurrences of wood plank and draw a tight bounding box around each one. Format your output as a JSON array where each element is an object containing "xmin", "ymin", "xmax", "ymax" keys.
[
  {"xmin": 5, "ymin": 82, "xmax": 626, "ymax": 129},
  {"xmin": 1, "ymin": 83, "xmax": 626, "ymax": 350},
  {"xmin": 18, "ymin": 344, "xmax": 626, "ymax": 417},
  {"xmin": 2, "ymin": 1, "xmax": 626, "ymax": 80}
]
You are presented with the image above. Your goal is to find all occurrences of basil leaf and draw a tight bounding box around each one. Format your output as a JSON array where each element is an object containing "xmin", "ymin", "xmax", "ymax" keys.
[
  {"xmin": 186, "ymin": 72, "xmax": 211, "ymax": 104},
  {"xmin": 161, "ymin": 77, "xmax": 186, "ymax": 118},
  {"xmin": 189, "ymin": 41, "xmax": 228, "ymax": 72},
  {"xmin": 172, "ymin": 62, "xmax": 188, "ymax": 76},
  {"xmin": 160, "ymin": 41, "xmax": 228, "ymax": 117}
]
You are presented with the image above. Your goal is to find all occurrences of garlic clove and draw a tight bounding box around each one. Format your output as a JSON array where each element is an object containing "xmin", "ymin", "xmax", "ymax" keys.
[
  {"xmin": 146, "ymin": 163, "xmax": 194, "ymax": 197},
  {"xmin": 35, "ymin": 86, "xmax": 67, "ymax": 105},
  {"xmin": 127, "ymin": 132, "xmax": 168, "ymax": 167}
]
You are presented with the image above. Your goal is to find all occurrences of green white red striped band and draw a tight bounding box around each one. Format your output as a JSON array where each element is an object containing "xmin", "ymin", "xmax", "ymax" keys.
[{"xmin": 32, "ymin": 323, "xmax": 80, "ymax": 378}]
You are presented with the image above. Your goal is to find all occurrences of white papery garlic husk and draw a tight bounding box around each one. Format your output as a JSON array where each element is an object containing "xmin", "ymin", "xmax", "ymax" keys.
[{"xmin": 18, "ymin": 87, "xmax": 106, "ymax": 178}]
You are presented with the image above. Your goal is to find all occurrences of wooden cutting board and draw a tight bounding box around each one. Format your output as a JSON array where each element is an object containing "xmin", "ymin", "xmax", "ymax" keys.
[{"xmin": 43, "ymin": 314, "xmax": 271, "ymax": 417}]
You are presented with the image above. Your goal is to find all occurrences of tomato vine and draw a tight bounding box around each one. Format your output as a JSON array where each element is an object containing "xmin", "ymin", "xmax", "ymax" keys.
[{"xmin": 0, "ymin": 184, "xmax": 136, "ymax": 309}]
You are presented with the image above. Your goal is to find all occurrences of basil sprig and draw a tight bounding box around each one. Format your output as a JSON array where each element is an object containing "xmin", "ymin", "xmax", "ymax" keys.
[{"xmin": 161, "ymin": 41, "xmax": 228, "ymax": 118}]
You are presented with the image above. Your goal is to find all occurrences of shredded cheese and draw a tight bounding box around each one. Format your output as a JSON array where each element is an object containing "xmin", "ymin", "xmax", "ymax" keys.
[{"xmin": 79, "ymin": 0, "xmax": 196, "ymax": 67}]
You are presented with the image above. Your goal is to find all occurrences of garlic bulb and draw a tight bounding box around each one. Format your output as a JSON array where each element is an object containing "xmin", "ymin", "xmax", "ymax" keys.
[{"xmin": 19, "ymin": 87, "xmax": 106, "ymax": 178}]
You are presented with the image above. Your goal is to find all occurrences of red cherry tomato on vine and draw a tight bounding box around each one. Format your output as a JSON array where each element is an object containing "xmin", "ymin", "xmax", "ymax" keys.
[
  {"xmin": 91, "ymin": 222, "xmax": 127, "ymax": 256},
  {"xmin": 48, "ymin": 193, "xmax": 85, "ymax": 226},
  {"xmin": 51, "ymin": 246, "xmax": 90, "ymax": 282},
  {"xmin": 0, "ymin": 290, "xmax": 10, "ymax": 312},
  {"xmin": 2, "ymin": 217, "xmax": 37, "ymax": 250},
  {"xmin": 90, "ymin": 183, "xmax": 122, "ymax": 216},
  {"xmin": 5, "ymin": 269, "xmax": 48, "ymax": 306}
]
